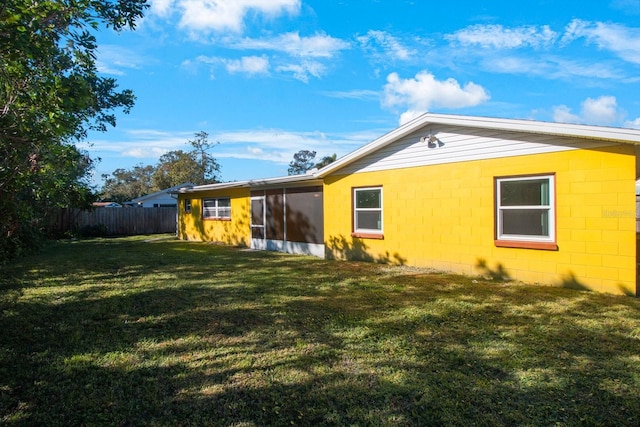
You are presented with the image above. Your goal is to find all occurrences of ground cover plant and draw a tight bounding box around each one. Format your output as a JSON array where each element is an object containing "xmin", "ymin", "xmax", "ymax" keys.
[{"xmin": 1, "ymin": 236, "xmax": 640, "ymax": 426}]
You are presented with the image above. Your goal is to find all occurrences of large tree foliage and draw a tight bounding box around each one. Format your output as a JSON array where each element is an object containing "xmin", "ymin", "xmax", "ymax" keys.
[
  {"xmin": 0, "ymin": 0, "xmax": 148, "ymax": 261},
  {"xmin": 315, "ymin": 153, "xmax": 337, "ymax": 169},
  {"xmin": 152, "ymin": 150, "xmax": 201, "ymax": 190},
  {"xmin": 153, "ymin": 131, "xmax": 221, "ymax": 189},
  {"xmin": 288, "ymin": 150, "xmax": 317, "ymax": 175},
  {"xmin": 287, "ymin": 150, "xmax": 336, "ymax": 175},
  {"xmin": 100, "ymin": 164, "xmax": 155, "ymax": 203}
]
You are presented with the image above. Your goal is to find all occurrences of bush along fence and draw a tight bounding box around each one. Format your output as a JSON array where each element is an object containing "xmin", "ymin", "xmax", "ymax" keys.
[{"xmin": 48, "ymin": 207, "xmax": 177, "ymax": 237}]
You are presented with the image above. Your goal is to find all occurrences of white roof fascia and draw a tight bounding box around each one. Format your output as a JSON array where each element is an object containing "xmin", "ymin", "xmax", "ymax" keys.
[
  {"xmin": 317, "ymin": 113, "xmax": 640, "ymax": 178},
  {"xmin": 421, "ymin": 113, "xmax": 640, "ymax": 143},
  {"xmin": 178, "ymin": 173, "xmax": 321, "ymax": 194},
  {"xmin": 179, "ymin": 180, "xmax": 251, "ymax": 193},
  {"xmin": 247, "ymin": 174, "xmax": 321, "ymax": 188}
]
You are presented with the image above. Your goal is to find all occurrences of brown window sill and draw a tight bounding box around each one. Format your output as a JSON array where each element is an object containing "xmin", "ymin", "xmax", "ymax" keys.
[
  {"xmin": 495, "ymin": 240, "xmax": 558, "ymax": 251},
  {"xmin": 351, "ymin": 232, "xmax": 384, "ymax": 240}
]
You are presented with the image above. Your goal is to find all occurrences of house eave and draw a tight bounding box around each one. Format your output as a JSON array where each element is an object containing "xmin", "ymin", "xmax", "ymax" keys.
[{"xmin": 177, "ymin": 174, "xmax": 321, "ymax": 195}]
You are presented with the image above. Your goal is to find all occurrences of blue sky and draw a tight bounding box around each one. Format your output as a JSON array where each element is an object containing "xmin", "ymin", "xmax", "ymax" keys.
[{"xmin": 85, "ymin": 0, "xmax": 640, "ymax": 186}]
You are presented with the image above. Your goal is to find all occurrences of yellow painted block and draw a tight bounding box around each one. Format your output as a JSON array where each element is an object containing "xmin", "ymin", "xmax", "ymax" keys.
[
  {"xmin": 601, "ymin": 255, "xmax": 634, "ymax": 270},
  {"xmin": 585, "ymin": 217, "xmax": 620, "ymax": 231},
  {"xmin": 586, "ymin": 265, "xmax": 619, "ymax": 281},
  {"xmin": 570, "ymin": 229, "xmax": 603, "ymax": 243},
  {"xmin": 570, "ymin": 253, "xmax": 602, "ymax": 267},
  {"xmin": 586, "ymin": 241, "xmax": 619, "ymax": 256},
  {"xmin": 570, "ymin": 181, "xmax": 602, "ymax": 194}
]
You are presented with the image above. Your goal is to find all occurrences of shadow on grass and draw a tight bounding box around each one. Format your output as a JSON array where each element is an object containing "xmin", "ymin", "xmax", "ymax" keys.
[{"xmin": 1, "ymin": 237, "xmax": 640, "ymax": 425}]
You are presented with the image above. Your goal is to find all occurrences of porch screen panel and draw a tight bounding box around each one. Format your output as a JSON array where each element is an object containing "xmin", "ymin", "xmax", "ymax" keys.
[
  {"xmin": 266, "ymin": 189, "xmax": 285, "ymax": 240},
  {"xmin": 285, "ymin": 186, "xmax": 323, "ymax": 244},
  {"xmin": 251, "ymin": 198, "xmax": 264, "ymax": 239}
]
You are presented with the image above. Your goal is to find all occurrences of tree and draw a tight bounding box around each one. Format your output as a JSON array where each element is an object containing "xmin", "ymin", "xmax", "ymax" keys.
[
  {"xmin": 315, "ymin": 153, "xmax": 337, "ymax": 169},
  {"xmin": 152, "ymin": 131, "xmax": 221, "ymax": 189},
  {"xmin": 100, "ymin": 164, "xmax": 155, "ymax": 203},
  {"xmin": 0, "ymin": 0, "xmax": 148, "ymax": 261},
  {"xmin": 188, "ymin": 131, "xmax": 221, "ymax": 184},
  {"xmin": 288, "ymin": 150, "xmax": 316, "ymax": 175},
  {"xmin": 152, "ymin": 150, "xmax": 200, "ymax": 190}
]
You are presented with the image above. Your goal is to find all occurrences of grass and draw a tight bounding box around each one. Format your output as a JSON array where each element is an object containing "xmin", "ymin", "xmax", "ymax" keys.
[{"xmin": 1, "ymin": 235, "xmax": 640, "ymax": 426}]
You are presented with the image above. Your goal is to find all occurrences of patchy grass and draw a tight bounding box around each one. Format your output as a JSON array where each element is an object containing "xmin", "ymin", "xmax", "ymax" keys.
[{"xmin": 1, "ymin": 235, "xmax": 640, "ymax": 426}]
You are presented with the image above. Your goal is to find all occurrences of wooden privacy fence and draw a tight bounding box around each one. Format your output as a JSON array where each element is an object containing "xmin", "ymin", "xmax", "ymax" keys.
[{"xmin": 48, "ymin": 207, "xmax": 177, "ymax": 236}]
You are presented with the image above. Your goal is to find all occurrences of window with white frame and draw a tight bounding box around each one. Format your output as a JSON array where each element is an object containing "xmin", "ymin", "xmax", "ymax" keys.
[
  {"xmin": 203, "ymin": 197, "xmax": 231, "ymax": 219},
  {"xmin": 495, "ymin": 174, "xmax": 556, "ymax": 248},
  {"xmin": 184, "ymin": 199, "xmax": 192, "ymax": 213},
  {"xmin": 353, "ymin": 187, "xmax": 383, "ymax": 235}
]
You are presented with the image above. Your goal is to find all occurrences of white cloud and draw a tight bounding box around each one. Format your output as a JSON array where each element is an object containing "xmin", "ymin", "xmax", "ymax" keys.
[
  {"xmin": 446, "ymin": 24, "xmax": 558, "ymax": 49},
  {"xmin": 182, "ymin": 55, "xmax": 269, "ymax": 77},
  {"xmin": 357, "ymin": 30, "xmax": 416, "ymax": 61},
  {"xmin": 624, "ymin": 117, "xmax": 640, "ymax": 129},
  {"xmin": 486, "ymin": 55, "xmax": 622, "ymax": 80},
  {"xmin": 561, "ymin": 19, "xmax": 640, "ymax": 64},
  {"xmin": 148, "ymin": 0, "xmax": 175, "ymax": 17},
  {"xmin": 175, "ymin": 0, "xmax": 300, "ymax": 33},
  {"xmin": 581, "ymin": 96, "xmax": 621, "ymax": 124},
  {"xmin": 232, "ymin": 32, "xmax": 350, "ymax": 58},
  {"xmin": 223, "ymin": 32, "xmax": 348, "ymax": 81},
  {"xmin": 553, "ymin": 96, "xmax": 624, "ymax": 125},
  {"xmin": 276, "ymin": 60, "xmax": 326, "ymax": 82},
  {"xmin": 552, "ymin": 105, "xmax": 581, "ymax": 124},
  {"xmin": 382, "ymin": 71, "xmax": 490, "ymax": 124},
  {"xmin": 89, "ymin": 128, "xmax": 369, "ymax": 164},
  {"xmin": 322, "ymin": 89, "xmax": 380, "ymax": 100},
  {"xmin": 225, "ymin": 56, "xmax": 270, "ymax": 75},
  {"xmin": 96, "ymin": 45, "xmax": 146, "ymax": 75}
]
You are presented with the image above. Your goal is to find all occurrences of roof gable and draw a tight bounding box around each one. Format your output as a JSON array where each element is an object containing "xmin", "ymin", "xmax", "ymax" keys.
[{"xmin": 317, "ymin": 113, "xmax": 640, "ymax": 178}]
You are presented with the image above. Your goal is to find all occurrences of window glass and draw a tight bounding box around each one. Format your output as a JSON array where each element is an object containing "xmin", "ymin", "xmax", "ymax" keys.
[
  {"xmin": 203, "ymin": 197, "xmax": 231, "ymax": 219},
  {"xmin": 496, "ymin": 175, "xmax": 554, "ymax": 244},
  {"xmin": 356, "ymin": 211, "xmax": 382, "ymax": 230},
  {"xmin": 356, "ymin": 190, "xmax": 381, "ymax": 209},
  {"xmin": 251, "ymin": 198, "xmax": 264, "ymax": 226},
  {"xmin": 501, "ymin": 209, "xmax": 549, "ymax": 236},
  {"xmin": 353, "ymin": 187, "xmax": 382, "ymax": 233},
  {"xmin": 500, "ymin": 179, "xmax": 549, "ymax": 206}
]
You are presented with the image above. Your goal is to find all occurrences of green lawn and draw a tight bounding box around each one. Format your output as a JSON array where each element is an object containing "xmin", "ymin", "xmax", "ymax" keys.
[{"xmin": 1, "ymin": 236, "xmax": 640, "ymax": 426}]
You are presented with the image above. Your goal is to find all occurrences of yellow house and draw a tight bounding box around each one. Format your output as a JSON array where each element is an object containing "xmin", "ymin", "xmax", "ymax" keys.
[{"xmin": 177, "ymin": 113, "xmax": 640, "ymax": 296}]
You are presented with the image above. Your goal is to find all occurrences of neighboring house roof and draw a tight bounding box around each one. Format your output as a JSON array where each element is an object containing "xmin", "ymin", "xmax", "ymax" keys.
[
  {"xmin": 93, "ymin": 202, "xmax": 122, "ymax": 208},
  {"xmin": 316, "ymin": 113, "xmax": 640, "ymax": 178},
  {"xmin": 130, "ymin": 182, "xmax": 195, "ymax": 204}
]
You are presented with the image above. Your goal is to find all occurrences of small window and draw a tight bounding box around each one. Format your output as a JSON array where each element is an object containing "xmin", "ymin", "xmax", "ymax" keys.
[
  {"xmin": 352, "ymin": 187, "xmax": 383, "ymax": 238},
  {"xmin": 495, "ymin": 174, "xmax": 556, "ymax": 250},
  {"xmin": 184, "ymin": 199, "xmax": 192, "ymax": 213},
  {"xmin": 203, "ymin": 197, "xmax": 231, "ymax": 220}
]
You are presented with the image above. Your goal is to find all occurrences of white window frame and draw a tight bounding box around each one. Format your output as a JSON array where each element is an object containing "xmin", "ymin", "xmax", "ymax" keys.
[
  {"xmin": 184, "ymin": 199, "xmax": 192, "ymax": 213},
  {"xmin": 353, "ymin": 187, "xmax": 383, "ymax": 235},
  {"xmin": 203, "ymin": 197, "xmax": 231, "ymax": 219},
  {"xmin": 495, "ymin": 174, "xmax": 555, "ymax": 245}
]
